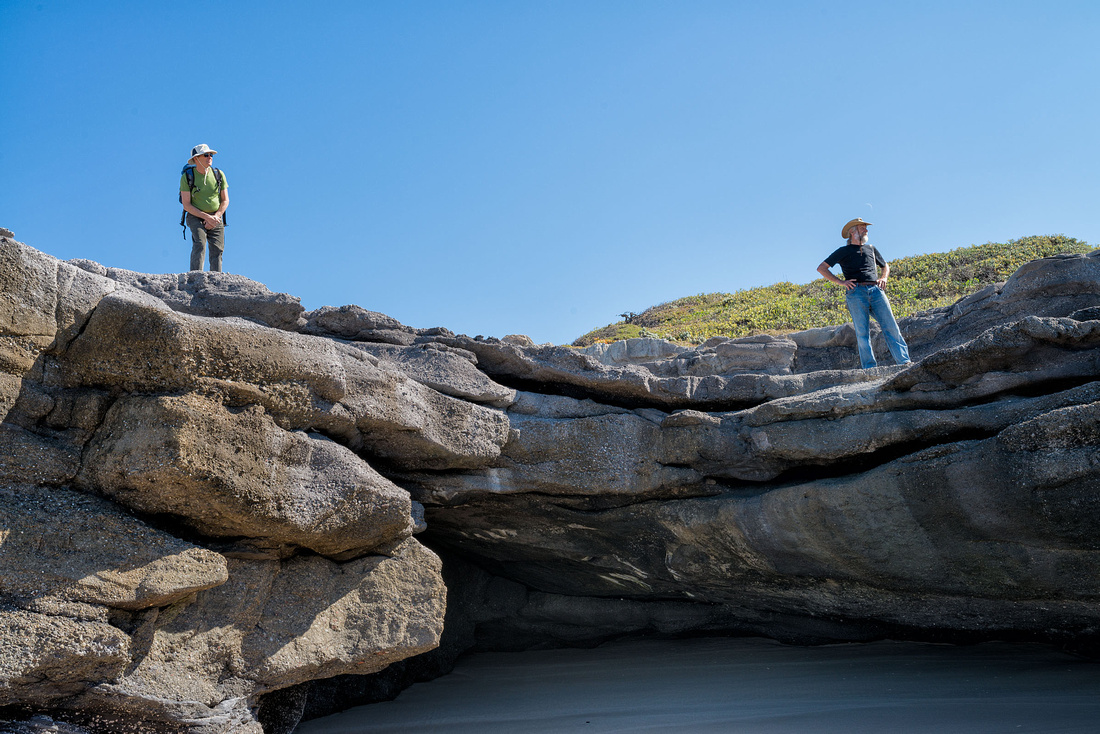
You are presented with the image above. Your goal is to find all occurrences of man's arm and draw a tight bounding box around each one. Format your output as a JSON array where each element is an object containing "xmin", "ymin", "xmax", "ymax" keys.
[
  {"xmin": 215, "ymin": 189, "xmax": 229, "ymax": 220},
  {"xmin": 817, "ymin": 261, "xmax": 856, "ymax": 291},
  {"xmin": 877, "ymin": 262, "xmax": 890, "ymax": 288},
  {"xmin": 181, "ymin": 191, "xmax": 220, "ymax": 229}
]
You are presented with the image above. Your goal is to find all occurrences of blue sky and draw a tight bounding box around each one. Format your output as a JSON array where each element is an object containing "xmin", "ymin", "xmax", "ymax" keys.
[{"xmin": 3, "ymin": 1, "xmax": 1098, "ymax": 345}]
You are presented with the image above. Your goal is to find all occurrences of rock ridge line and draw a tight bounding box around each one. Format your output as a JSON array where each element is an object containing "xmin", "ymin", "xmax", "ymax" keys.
[{"xmin": 0, "ymin": 232, "xmax": 1098, "ymax": 732}]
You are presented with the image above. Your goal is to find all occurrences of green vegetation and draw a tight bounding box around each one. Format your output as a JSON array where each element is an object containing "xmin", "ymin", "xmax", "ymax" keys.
[{"xmin": 573, "ymin": 235, "xmax": 1093, "ymax": 346}]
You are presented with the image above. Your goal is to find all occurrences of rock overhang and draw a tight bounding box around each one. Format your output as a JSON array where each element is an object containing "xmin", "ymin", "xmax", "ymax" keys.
[{"xmin": 2, "ymin": 233, "xmax": 1100, "ymax": 731}]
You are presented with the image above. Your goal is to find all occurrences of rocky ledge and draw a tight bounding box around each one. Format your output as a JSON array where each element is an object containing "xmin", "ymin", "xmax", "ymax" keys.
[{"xmin": 1, "ymin": 233, "xmax": 1098, "ymax": 732}]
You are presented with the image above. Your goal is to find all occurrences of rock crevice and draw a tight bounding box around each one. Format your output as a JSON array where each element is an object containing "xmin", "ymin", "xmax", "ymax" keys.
[{"xmin": 2, "ymin": 234, "xmax": 1099, "ymax": 732}]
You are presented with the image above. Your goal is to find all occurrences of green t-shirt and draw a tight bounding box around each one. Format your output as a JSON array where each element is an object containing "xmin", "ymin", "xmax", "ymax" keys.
[{"xmin": 180, "ymin": 167, "xmax": 228, "ymax": 213}]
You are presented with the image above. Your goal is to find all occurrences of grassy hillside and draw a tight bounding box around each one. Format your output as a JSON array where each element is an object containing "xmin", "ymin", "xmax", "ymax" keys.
[{"xmin": 573, "ymin": 235, "xmax": 1093, "ymax": 346}]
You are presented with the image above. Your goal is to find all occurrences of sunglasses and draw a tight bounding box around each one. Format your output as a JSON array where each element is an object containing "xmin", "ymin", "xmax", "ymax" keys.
[{"xmin": 201, "ymin": 153, "xmax": 214, "ymax": 158}]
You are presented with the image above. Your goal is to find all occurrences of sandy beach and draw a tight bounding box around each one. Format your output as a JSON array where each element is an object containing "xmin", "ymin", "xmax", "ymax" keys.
[{"xmin": 295, "ymin": 636, "xmax": 1100, "ymax": 733}]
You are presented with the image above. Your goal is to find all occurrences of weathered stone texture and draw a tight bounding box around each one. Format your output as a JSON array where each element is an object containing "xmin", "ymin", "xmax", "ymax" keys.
[
  {"xmin": 68, "ymin": 261, "xmax": 306, "ymax": 331},
  {"xmin": 0, "ymin": 239, "xmax": 450, "ymax": 733},
  {"xmin": 61, "ymin": 289, "xmax": 509, "ymax": 470},
  {"xmin": 0, "ymin": 610, "xmax": 130, "ymax": 707},
  {"xmin": 69, "ymin": 539, "xmax": 443, "ymax": 731},
  {"xmin": 77, "ymin": 393, "xmax": 413, "ymax": 558},
  {"xmin": 3, "ymin": 237, "xmax": 1100, "ymax": 730},
  {"xmin": 0, "ymin": 485, "xmax": 227, "ymax": 610}
]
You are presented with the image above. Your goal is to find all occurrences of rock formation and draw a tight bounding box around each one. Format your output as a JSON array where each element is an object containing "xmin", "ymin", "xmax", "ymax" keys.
[
  {"xmin": 1, "ymin": 232, "xmax": 1099, "ymax": 732},
  {"xmin": 0, "ymin": 239, "xmax": 451, "ymax": 732}
]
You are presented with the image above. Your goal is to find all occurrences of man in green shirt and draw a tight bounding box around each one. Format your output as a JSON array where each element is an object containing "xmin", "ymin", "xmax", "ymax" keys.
[{"xmin": 180, "ymin": 143, "xmax": 229, "ymax": 271}]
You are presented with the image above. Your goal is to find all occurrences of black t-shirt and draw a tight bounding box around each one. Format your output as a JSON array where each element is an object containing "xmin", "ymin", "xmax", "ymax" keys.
[{"xmin": 825, "ymin": 244, "xmax": 886, "ymax": 282}]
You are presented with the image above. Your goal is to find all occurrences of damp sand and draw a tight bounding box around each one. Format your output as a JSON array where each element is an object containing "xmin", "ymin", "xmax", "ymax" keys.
[{"xmin": 295, "ymin": 636, "xmax": 1100, "ymax": 733}]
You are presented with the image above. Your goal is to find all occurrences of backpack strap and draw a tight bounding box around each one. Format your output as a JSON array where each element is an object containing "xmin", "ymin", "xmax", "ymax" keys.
[
  {"xmin": 179, "ymin": 165, "xmax": 227, "ymax": 235},
  {"xmin": 180, "ymin": 165, "xmax": 197, "ymax": 238},
  {"xmin": 212, "ymin": 168, "xmax": 227, "ymax": 226},
  {"xmin": 181, "ymin": 164, "xmax": 197, "ymax": 193}
]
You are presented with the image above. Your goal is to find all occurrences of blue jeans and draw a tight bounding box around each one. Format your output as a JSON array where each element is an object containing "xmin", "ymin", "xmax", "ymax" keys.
[{"xmin": 845, "ymin": 285, "xmax": 910, "ymax": 369}]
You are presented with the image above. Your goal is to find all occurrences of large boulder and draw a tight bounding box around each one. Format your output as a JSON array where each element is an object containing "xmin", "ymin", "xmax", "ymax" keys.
[
  {"xmin": 582, "ymin": 335, "xmax": 799, "ymax": 376},
  {"xmin": 0, "ymin": 610, "xmax": 129, "ymax": 708},
  {"xmin": 77, "ymin": 393, "xmax": 414, "ymax": 558},
  {"xmin": 301, "ymin": 304, "xmax": 417, "ymax": 345},
  {"xmin": 60, "ymin": 289, "xmax": 510, "ymax": 470},
  {"xmin": 0, "ymin": 241, "xmax": 457, "ymax": 732},
  {"xmin": 351, "ymin": 342, "xmax": 517, "ymax": 408},
  {"xmin": 68, "ymin": 539, "xmax": 444, "ymax": 732},
  {"xmin": 0, "ymin": 485, "xmax": 227, "ymax": 611},
  {"xmin": 0, "ymin": 240, "xmax": 117, "ymax": 371},
  {"xmin": 436, "ymin": 334, "xmax": 893, "ymax": 410},
  {"xmin": 411, "ymin": 320, "xmax": 1100, "ymax": 504}
]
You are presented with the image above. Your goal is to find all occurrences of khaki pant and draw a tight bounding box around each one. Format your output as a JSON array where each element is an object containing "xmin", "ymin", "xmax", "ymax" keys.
[{"xmin": 186, "ymin": 212, "xmax": 225, "ymax": 272}]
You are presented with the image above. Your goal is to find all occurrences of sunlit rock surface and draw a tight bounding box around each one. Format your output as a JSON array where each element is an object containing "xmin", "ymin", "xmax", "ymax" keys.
[
  {"xmin": 0, "ymin": 237, "xmax": 451, "ymax": 733},
  {"xmin": 1, "ymin": 232, "xmax": 1099, "ymax": 732}
]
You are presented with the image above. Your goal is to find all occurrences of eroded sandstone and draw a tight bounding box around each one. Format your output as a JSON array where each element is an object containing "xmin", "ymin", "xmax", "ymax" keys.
[
  {"xmin": 0, "ymin": 237, "xmax": 451, "ymax": 732},
  {"xmin": 77, "ymin": 393, "xmax": 413, "ymax": 558},
  {"xmin": 2, "ymin": 234, "xmax": 1099, "ymax": 732}
]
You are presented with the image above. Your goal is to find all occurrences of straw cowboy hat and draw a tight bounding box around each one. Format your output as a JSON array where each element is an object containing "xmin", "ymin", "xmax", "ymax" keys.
[{"xmin": 841, "ymin": 218, "xmax": 873, "ymax": 240}]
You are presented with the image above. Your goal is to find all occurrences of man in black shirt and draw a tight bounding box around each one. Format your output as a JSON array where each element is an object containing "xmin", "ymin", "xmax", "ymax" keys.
[{"xmin": 816, "ymin": 218, "xmax": 911, "ymax": 369}]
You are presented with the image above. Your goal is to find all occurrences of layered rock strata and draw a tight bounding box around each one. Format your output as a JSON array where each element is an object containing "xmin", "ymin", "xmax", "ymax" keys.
[
  {"xmin": 2, "ymin": 233, "xmax": 1099, "ymax": 731},
  {"xmin": 301, "ymin": 247, "xmax": 1100, "ymax": 720},
  {"xmin": 0, "ymin": 238, "xmax": 459, "ymax": 732}
]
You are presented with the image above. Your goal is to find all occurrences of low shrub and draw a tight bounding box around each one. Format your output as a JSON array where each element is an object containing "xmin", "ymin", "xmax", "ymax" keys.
[{"xmin": 573, "ymin": 235, "xmax": 1092, "ymax": 346}]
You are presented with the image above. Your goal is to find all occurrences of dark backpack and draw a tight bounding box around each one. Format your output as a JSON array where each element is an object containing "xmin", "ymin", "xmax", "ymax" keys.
[{"xmin": 179, "ymin": 164, "xmax": 227, "ymax": 237}]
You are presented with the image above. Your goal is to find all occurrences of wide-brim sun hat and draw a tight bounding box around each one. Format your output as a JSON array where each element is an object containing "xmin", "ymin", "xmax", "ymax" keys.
[
  {"xmin": 190, "ymin": 143, "xmax": 218, "ymax": 159},
  {"xmin": 841, "ymin": 217, "xmax": 872, "ymax": 240}
]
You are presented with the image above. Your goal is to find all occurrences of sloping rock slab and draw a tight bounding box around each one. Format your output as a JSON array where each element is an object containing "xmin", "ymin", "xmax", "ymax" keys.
[
  {"xmin": 436, "ymin": 336, "xmax": 893, "ymax": 410},
  {"xmin": 351, "ymin": 342, "xmax": 516, "ymax": 408},
  {"xmin": 0, "ymin": 485, "xmax": 227, "ymax": 610},
  {"xmin": 67, "ymin": 260, "xmax": 305, "ymax": 331},
  {"xmin": 60, "ymin": 289, "xmax": 510, "ymax": 470}
]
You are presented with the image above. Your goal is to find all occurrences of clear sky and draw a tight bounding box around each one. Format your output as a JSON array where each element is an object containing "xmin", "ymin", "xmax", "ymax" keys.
[{"xmin": 3, "ymin": 1, "xmax": 1098, "ymax": 345}]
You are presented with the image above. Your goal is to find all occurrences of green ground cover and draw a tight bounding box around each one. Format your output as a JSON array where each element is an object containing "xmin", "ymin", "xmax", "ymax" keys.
[{"xmin": 573, "ymin": 235, "xmax": 1093, "ymax": 346}]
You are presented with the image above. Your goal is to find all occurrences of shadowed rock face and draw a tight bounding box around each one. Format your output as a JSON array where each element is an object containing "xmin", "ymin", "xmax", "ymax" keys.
[
  {"xmin": 0, "ymin": 239, "xmax": 458, "ymax": 732},
  {"xmin": 2, "ymin": 233, "xmax": 1100, "ymax": 731}
]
